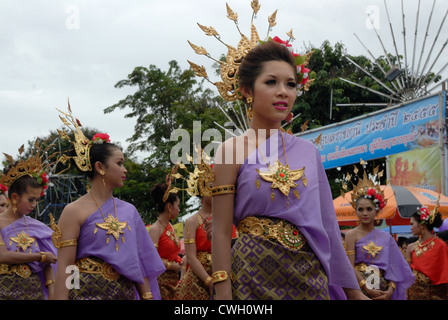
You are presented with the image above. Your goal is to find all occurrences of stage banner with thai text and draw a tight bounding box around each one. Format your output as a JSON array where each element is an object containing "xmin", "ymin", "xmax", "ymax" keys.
[
  {"xmin": 389, "ymin": 146, "xmax": 442, "ymax": 193},
  {"xmin": 299, "ymin": 93, "xmax": 445, "ymax": 169}
]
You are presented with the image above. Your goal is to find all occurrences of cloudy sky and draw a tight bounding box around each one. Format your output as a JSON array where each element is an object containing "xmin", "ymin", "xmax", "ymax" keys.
[{"xmin": 1, "ymin": 0, "xmax": 447, "ymax": 161}]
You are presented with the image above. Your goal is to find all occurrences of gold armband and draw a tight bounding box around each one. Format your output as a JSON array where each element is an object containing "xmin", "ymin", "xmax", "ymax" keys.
[
  {"xmin": 45, "ymin": 279, "xmax": 55, "ymax": 287},
  {"xmin": 59, "ymin": 239, "xmax": 78, "ymax": 248},
  {"xmin": 39, "ymin": 252, "xmax": 46, "ymax": 263},
  {"xmin": 345, "ymin": 250, "xmax": 356, "ymax": 256},
  {"xmin": 0, "ymin": 240, "xmax": 5, "ymax": 246},
  {"xmin": 141, "ymin": 292, "xmax": 153, "ymax": 300},
  {"xmin": 184, "ymin": 238, "xmax": 196, "ymax": 244},
  {"xmin": 212, "ymin": 270, "xmax": 229, "ymax": 284},
  {"xmin": 211, "ymin": 185, "xmax": 236, "ymax": 196}
]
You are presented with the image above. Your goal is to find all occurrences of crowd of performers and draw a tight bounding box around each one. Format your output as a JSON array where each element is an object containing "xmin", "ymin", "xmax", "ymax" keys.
[{"xmin": 1, "ymin": 0, "xmax": 448, "ymax": 300}]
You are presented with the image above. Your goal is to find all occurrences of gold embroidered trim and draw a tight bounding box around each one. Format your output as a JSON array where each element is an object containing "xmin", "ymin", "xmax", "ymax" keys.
[
  {"xmin": 237, "ymin": 216, "xmax": 306, "ymax": 251},
  {"xmin": 211, "ymin": 185, "xmax": 236, "ymax": 196},
  {"xmin": 0, "ymin": 264, "xmax": 32, "ymax": 278},
  {"xmin": 75, "ymin": 257, "xmax": 120, "ymax": 281}
]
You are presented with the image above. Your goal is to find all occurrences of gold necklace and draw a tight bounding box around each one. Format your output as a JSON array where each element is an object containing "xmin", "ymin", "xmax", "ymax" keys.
[
  {"xmin": 361, "ymin": 229, "xmax": 383, "ymax": 260},
  {"xmin": 91, "ymin": 193, "xmax": 131, "ymax": 251},
  {"xmin": 158, "ymin": 219, "xmax": 179, "ymax": 247},
  {"xmin": 255, "ymin": 130, "xmax": 307, "ymax": 209},
  {"xmin": 8, "ymin": 213, "xmax": 37, "ymax": 253},
  {"xmin": 414, "ymin": 236, "xmax": 436, "ymax": 257}
]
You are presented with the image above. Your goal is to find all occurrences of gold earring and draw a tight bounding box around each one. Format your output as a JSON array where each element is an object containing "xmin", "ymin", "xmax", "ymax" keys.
[
  {"xmin": 12, "ymin": 200, "xmax": 17, "ymax": 214},
  {"xmin": 246, "ymin": 97, "xmax": 254, "ymax": 121},
  {"xmin": 99, "ymin": 170, "xmax": 106, "ymax": 188}
]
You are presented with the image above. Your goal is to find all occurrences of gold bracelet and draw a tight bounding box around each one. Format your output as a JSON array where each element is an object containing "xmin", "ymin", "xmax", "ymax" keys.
[
  {"xmin": 0, "ymin": 240, "xmax": 5, "ymax": 246},
  {"xmin": 388, "ymin": 282, "xmax": 396, "ymax": 291},
  {"xmin": 45, "ymin": 279, "xmax": 55, "ymax": 287},
  {"xmin": 141, "ymin": 292, "xmax": 153, "ymax": 300},
  {"xmin": 39, "ymin": 252, "xmax": 46, "ymax": 263},
  {"xmin": 358, "ymin": 279, "xmax": 367, "ymax": 288},
  {"xmin": 204, "ymin": 276, "xmax": 212, "ymax": 286},
  {"xmin": 212, "ymin": 271, "xmax": 229, "ymax": 284}
]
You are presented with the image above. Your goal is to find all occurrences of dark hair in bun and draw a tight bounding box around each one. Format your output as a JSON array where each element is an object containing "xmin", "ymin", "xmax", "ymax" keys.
[
  {"xmin": 150, "ymin": 183, "xmax": 179, "ymax": 214},
  {"xmin": 412, "ymin": 211, "xmax": 444, "ymax": 232}
]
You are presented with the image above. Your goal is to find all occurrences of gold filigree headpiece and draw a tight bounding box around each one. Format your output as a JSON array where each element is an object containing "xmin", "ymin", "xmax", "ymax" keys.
[
  {"xmin": 56, "ymin": 101, "xmax": 93, "ymax": 172},
  {"xmin": 0, "ymin": 140, "xmax": 53, "ymax": 191},
  {"xmin": 341, "ymin": 160, "xmax": 387, "ymax": 211},
  {"xmin": 187, "ymin": 1, "xmax": 313, "ymax": 102}
]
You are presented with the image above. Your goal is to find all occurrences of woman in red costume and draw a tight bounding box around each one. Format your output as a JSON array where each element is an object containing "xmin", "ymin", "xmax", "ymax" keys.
[
  {"xmin": 149, "ymin": 183, "xmax": 183, "ymax": 300},
  {"xmin": 406, "ymin": 202, "xmax": 448, "ymax": 300}
]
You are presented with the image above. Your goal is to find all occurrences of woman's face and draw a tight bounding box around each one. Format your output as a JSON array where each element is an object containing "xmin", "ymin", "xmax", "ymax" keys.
[
  {"xmin": 169, "ymin": 198, "xmax": 180, "ymax": 220},
  {"xmin": 0, "ymin": 194, "xmax": 8, "ymax": 213},
  {"xmin": 356, "ymin": 198, "xmax": 378, "ymax": 225},
  {"xmin": 410, "ymin": 217, "xmax": 423, "ymax": 236},
  {"xmin": 12, "ymin": 186, "xmax": 43, "ymax": 216},
  {"xmin": 102, "ymin": 149, "xmax": 127, "ymax": 189},
  {"xmin": 246, "ymin": 60, "xmax": 297, "ymax": 124}
]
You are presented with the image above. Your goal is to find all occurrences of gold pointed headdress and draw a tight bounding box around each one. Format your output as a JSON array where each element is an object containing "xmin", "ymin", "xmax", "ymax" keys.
[
  {"xmin": 187, "ymin": 1, "xmax": 313, "ymax": 102},
  {"xmin": 341, "ymin": 160, "xmax": 387, "ymax": 211},
  {"xmin": 56, "ymin": 100, "xmax": 93, "ymax": 172},
  {"xmin": 163, "ymin": 147, "xmax": 215, "ymax": 202},
  {"xmin": 417, "ymin": 194, "xmax": 440, "ymax": 225},
  {"xmin": 0, "ymin": 140, "xmax": 54, "ymax": 191}
]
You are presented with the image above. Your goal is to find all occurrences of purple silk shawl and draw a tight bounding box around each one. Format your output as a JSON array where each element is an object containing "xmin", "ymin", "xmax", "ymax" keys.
[
  {"xmin": 75, "ymin": 197, "xmax": 166, "ymax": 300},
  {"xmin": 0, "ymin": 216, "xmax": 56, "ymax": 299},
  {"xmin": 355, "ymin": 229, "xmax": 415, "ymax": 299},
  {"xmin": 233, "ymin": 131, "xmax": 359, "ymax": 300}
]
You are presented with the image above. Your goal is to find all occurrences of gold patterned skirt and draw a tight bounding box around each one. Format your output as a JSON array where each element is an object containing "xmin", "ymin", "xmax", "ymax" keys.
[
  {"xmin": 407, "ymin": 269, "xmax": 448, "ymax": 300},
  {"xmin": 232, "ymin": 216, "xmax": 330, "ymax": 300},
  {"xmin": 174, "ymin": 251, "xmax": 212, "ymax": 300},
  {"xmin": 158, "ymin": 270, "xmax": 179, "ymax": 300},
  {"xmin": 68, "ymin": 256, "xmax": 136, "ymax": 300},
  {"xmin": 0, "ymin": 264, "xmax": 44, "ymax": 300}
]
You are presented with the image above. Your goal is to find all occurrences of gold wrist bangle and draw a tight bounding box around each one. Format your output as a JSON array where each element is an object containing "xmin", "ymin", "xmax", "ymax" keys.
[
  {"xmin": 141, "ymin": 292, "xmax": 153, "ymax": 300},
  {"xmin": 212, "ymin": 271, "xmax": 229, "ymax": 284},
  {"xmin": 204, "ymin": 276, "xmax": 212, "ymax": 286},
  {"xmin": 45, "ymin": 279, "xmax": 55, "ymax": 287},
  {"xmin": 39, "ymin": 252, "xmax": 46, "ymax": 263},
  {"xmin": 166, "ymin": 261, "xmax": 171, "ymax": 270},
  {"xmin": 388, "ymin": 282, "xmax": 396, "ymax": 291},
  {"xmin": 358, "ymin": 279, "xmax": 367, "ymax": 288}
]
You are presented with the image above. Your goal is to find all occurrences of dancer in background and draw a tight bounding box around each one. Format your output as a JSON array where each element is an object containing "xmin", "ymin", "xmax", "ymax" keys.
[
  {"xmin": 149, "ymin": 182, "xmax": 183, "ymax": 300},
  {"xmin": 344, "ymin": 165, "xmax": 415, "ymax": 300},
  {"xmin": 0, "ymin": 142, "xmax": 57, "ymax": 299},
  {"xmin": 406, "ymin": 201, "xmax": 448, "ymax": 300},
  {"xmin": 53, "ymin": 106, "xmax": 165, "ymax": 300}
]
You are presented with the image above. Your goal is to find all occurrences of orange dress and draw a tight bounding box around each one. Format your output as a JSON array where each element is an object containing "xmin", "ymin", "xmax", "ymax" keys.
[
  {"xmin": 156, "ymin": 223, "xmax": 182, "ymax": 300},
  {"xmin": 408, "ymin": 237, "xmax": 448, "ymax": 300}
]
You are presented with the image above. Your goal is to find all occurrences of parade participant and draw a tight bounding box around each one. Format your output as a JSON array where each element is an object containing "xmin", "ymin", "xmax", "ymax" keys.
[
  {"xmin": 52, "ymin": 106, "xmax": 165, "ymax": 300},
  {"xmin": 0, "ymin": 184, "xmax": 8, "ymax": 213},
  {"xmin": 343, "ymin": 165, "xmax": 415, "ymax": 300},
  {"xmin": 406, "ymin": 199, "xmax": 448, "ymax": 300},
  {"xmin": 0, "ymin": 142, "xmax": 57, "ymax": 299},
  {"xmin": 187, "ymin": 1, "xmax": 363, "ymax": 300},
  {"xmin": 149, "ymin": 182, "xmax": 183, "ymax": 300}
]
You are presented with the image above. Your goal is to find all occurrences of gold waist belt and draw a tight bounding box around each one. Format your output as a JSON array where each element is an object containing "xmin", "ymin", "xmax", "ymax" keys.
[
  {"xmin": 75, "ymin": 257, "xmax": 121, "ymax": 282},
  {"xmin": 0, "ymin": 264, "xmax": 32, "ymax": 278},
  {"xmin": 197, "ymin": 251, "xmax": 212, "ymax": 265},
  {"xmin": 237, "ymin": 216, "xmax": 306, "ymax": 251}
]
